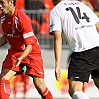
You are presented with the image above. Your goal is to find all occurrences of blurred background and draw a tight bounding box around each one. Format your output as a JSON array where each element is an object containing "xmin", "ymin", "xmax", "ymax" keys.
[{"xmin": 0, "ymin": 0, "xmax": 99, "ymax": 99}]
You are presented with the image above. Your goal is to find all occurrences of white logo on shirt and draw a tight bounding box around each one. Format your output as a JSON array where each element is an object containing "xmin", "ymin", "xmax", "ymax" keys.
[
  {"xmin": 74, "ymin": 77, "xmax": 79, "ymax": 79},
  {"xmin": 39, "ymin": 72, "xmax": 43, "ymax": 74},
  {"xmin": 23, "ymin": 32, "xmax": 34, "ymax": 38},
  {"xmin": 8, "ymin": 22, "xmax": 11, "ymax": 24}
]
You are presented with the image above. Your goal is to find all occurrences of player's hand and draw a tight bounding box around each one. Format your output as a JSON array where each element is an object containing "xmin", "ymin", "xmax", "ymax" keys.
[
  {"xmin": 55, "ymin": 66, "xmax": 61, "ymax": 81},
  {"xmin": 14, "ymin": 58, "xmax": 21, "ymax": 68}
]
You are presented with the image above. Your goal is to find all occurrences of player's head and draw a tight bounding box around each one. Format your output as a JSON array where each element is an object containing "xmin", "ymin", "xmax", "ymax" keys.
[
  {"xmin": 0, "ymin": 0, "xmax": 15, "ymax": 15},
  {"xmin": 52, "ymin": 0, "xmax": 62, "ymax": 6}
]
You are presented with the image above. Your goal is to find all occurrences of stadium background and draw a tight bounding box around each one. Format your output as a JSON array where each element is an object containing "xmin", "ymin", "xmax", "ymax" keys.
[{"xmin": 0, "ymin": 0, "xmax": 99, "ymax": 99}]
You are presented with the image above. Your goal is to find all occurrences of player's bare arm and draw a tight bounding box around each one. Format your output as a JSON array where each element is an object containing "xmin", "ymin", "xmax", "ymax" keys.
[
  {"xmin": 0, "ymin": 35, "xmax": 7, "ymax": 47},
  {"xmin": 96, "ymin": 22, "xmax": 99, "ymax": 32},
  {"xmin": 53, "ymin": 31, "xmax": 62, "ymax": 81},
  {"xmin": 15, "ymin": 44, "xmax": 32, "ymax": 67}
]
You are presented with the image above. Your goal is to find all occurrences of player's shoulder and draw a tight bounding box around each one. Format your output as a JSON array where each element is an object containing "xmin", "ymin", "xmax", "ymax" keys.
[
  {"xmin": 15, "ymin": 8, "xmax": 30, "ymax": 21},
  {"xmin": 50, "ymin": 1, "xmax": 68, "ymax": 15}
]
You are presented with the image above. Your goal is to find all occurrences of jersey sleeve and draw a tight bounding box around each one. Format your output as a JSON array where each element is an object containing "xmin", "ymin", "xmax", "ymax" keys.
[
  {"xmin": 21, "ymin": 15, "xmax": 35, "ymax": 45},
  {"xmin": 49, "ymin": 9, "xmax": 62, "ymax": 35}
]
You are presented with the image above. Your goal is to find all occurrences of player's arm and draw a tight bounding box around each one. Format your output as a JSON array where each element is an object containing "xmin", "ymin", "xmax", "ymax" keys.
[
  {"xmin": 96, "ymin": 22, "xmax": 99, "ymax": 32},
  {"xmin": 0, "ymin": 35, "xmax": 7, "ymax": 47},
  {"xmin": 53, "ymin": 31, "xmax": 62, "ymax": 81},
  {"xmin": 14, "ymin": 44, "xmax": 32, "ymax": 68},
  {"xmin": 18, "ymin": 44, "xmax": 32, "ymax": 60}
]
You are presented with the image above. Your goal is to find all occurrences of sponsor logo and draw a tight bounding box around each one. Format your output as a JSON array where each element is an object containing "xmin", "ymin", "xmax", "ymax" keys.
[{"xmin": 74, "ymin": 76, "xmax": 79, "ymax": 79}]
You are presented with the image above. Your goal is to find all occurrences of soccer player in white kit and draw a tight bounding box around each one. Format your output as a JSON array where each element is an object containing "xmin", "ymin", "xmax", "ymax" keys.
[{"xmin": 50, "ymin": 0, "xmax": 99, "ymax": 99}]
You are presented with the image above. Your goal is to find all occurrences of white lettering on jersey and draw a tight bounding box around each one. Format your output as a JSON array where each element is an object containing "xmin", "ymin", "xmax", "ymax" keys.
[
  {"xmin": 14, "ymin": 16, "xmax": 18, "ymax": 29},
  {"xmin": 23, "ymin": 32, "xmax": 34, "ymax": 38},
  {"xmin": 14, "ymin": 16, "xmax": 22, "ymax": 32}
]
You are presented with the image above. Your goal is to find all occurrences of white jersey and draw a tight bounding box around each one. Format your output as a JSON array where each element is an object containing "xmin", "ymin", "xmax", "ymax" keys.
[{"xmin": 50, "ymin": 0, "xmax": 99, "ymax": 52}]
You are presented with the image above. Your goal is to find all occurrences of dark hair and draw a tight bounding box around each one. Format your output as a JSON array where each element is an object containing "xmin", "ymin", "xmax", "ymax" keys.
[
  {"xmin": 13, "ymin": 0, "xmax": 16, "ymax": 6},
  {"xmin": 7, "ymin": 0, "xmax": 16, "ymax": 6}
]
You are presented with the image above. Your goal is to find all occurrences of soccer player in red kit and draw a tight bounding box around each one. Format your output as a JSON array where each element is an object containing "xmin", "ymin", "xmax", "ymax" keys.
[{"xmin": 0, "ymin": 0, "xmax": 53, "ymax": 99}]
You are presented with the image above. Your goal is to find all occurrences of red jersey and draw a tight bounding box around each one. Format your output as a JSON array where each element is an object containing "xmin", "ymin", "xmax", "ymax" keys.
[{"xmin": 0, "ymin": 8, "xmax": 41, "ymax": 57}]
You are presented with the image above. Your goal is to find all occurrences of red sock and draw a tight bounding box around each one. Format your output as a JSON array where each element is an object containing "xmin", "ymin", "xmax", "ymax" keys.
[
  {"xmin": 0, "ymin": 80, "xmax": 11, "ymax": 99},
  {"xmin": 41, "ymin": 87, "xmax": 53, "ymax": 99}
]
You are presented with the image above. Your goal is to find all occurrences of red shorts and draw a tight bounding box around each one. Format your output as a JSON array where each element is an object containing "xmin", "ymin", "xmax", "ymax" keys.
[{"xmin": 2, "ymin": 49, "xmax": 44, "ymax": 78}]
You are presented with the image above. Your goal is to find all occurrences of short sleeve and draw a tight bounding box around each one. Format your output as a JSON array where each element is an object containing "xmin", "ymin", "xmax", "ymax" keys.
[
  {"xmin": 21, "ymin": 14, "xmax": 35, "ymax": 45},
  {"xmin": 49, "ymin": 9, "xmax": 62, "ymax": 35}
]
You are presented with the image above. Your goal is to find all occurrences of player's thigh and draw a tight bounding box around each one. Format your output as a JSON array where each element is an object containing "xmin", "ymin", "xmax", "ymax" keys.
[
  {"xmin": 91, "ymin": 69, "xmax": 99, "ymax": 89},
  {"xmin": 2, "ymin": 51, "xmax": 24, "ymax": 73},
  {"xmin": 93, "ymin": 78, "xmax": 99, "ymax": 89},
  {"xmin": 68, "ymin": 78, "xmax": 83, "ymax": 96},
  {"xmin": 33, "ymin": 75, "xmax": 46, "ymax": 91},
  {"xmin": 68, "ymin": 78, "xmax": 83, "ymax": 91},
  {"xmin": 0, "ymin": 69, "xmax": 16, "ymax": 80}
]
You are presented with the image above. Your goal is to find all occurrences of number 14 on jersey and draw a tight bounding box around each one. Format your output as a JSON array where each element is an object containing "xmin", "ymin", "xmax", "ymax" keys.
[{"xmin": 66, "ymin": 7, "xmax": 90, "ymax": 24}]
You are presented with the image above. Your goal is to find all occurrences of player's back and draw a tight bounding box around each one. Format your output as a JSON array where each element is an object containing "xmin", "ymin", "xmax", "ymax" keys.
[{"xmin": 50, "ymin": 1, "xmax": 99, "ymax": 52}]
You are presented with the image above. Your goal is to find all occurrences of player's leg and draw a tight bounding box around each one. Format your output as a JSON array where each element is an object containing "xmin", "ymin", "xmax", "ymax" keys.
[
  {"xmin": 0, "ymin": 51, "xmax": 24, "ymax": 99},
  {"xmin": 33, "ymin": 75, "xmax": 53, "ymax": 99},
  {"xmin": 68, "ymin": 78, "xmax": 90, "ymax": 99},
  {"xmin": 67, "ymin": 50, "xmax": 96, "ymax": 99},
  {"xmin": 93, "ymin": 78, "xmax": 99, "ymax": 89},
  {"xmin": 24, "ymin": 55, "xmax": 53, "ymax": 99},
  {"xmin": 91, "ymin": 70, "xmax": 99, "ymax": 90},
  {"xmin": 92, "ymin": 48, "xmax": 99, "ymax": 90},
  {"xmin": 0, "ymin": 69, "xmax": 16, "ymax": 99},
  {"xmin": 24, "ymin": 66, "xmax": 53, "ymax": 99}
]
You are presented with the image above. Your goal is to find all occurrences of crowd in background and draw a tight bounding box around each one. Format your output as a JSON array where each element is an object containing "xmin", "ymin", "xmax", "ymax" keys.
[
  {"xmin": 15, "ymin": 0, "xmax": 54, "ymax": 11},
  {"xmin": 15, "ymin": 0, "xmax": 99, "ymax": 16}
]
